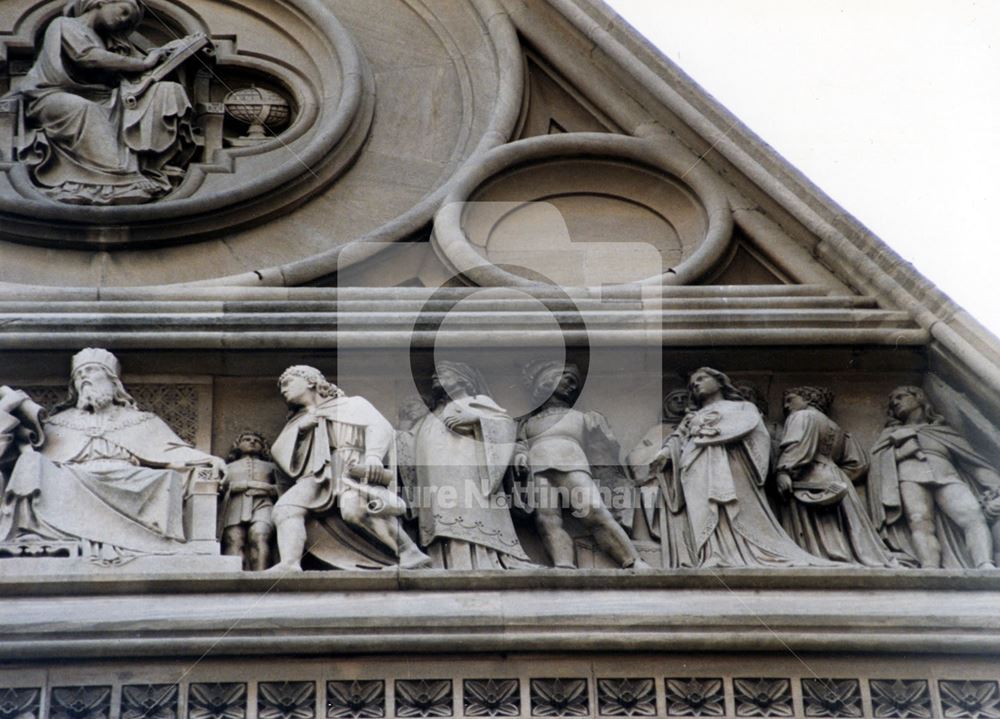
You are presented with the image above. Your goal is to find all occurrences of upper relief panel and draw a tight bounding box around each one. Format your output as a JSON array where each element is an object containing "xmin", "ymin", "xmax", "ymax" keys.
[{"xmin": 0, "ymin": 0, "xmax": 517, "ymax": 286}]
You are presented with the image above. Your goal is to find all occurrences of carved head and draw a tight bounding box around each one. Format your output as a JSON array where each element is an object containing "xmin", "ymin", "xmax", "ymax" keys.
[
  {"xmin": 226, "ymin": 431, "xmax": 271, "ymax": 462},
  {"xmin": 71, "ymin": 347, "xmax": 121, "ymax": 378},
  {"xmin": 886, "ymin": 385, "xmax": 943, "ymax": 426},
  {"xmin": 59, "ymin": 348, "xmax": 136, "ymax": 413},
  {"xmin": 783, "ymin": 386, "xmax": 834, "ymax": 416},
  {"xmin": 278, "ymin": 365, "xmax": 342, "ymax": 408},
  {"xmin": 523, "ymin": 360, "xmax": 582, "ymax": 403},
  {"xmin": 662, "ymin": 389, "xmax": 689, "ymax": 422},
  {"xmin": 432, "ymin": 361, "xmax": 489, "ymax": 403},
  {"xmin": 66, "ymin": 0, "xmax": 144, "ymax": 34},
  {"xmin": 687, "ymin": 367, "xmax": 743, "ymax": 407}
]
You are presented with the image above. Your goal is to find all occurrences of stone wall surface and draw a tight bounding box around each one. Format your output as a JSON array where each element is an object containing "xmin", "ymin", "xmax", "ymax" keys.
[{"xmin": 0, "ymin": 0, "xmax": 999, "ymax": 711}]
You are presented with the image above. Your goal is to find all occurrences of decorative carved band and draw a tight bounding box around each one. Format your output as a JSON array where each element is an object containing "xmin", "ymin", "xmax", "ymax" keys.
[{"xmin": 3, "ymin": 675, "xmax": 995, "ymax": 719}]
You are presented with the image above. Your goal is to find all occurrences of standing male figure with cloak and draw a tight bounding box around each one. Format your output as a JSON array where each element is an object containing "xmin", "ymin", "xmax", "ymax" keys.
[
  {"xmin": 652, "ymin": 368, "xmax": 834, "ymax": 568},
  {"xmin": 408, "ymin": 361, "xmax": 533, "ymax": 570},
  {"xmin": 515, "ymin": 360, "xmax": 649, "ymax": 570},
  {"xmin": 0, "ymin": 348, "xmax": 225, "ymax": 564},
  {"xmin": 269, "ymin": 365, "xmax": 431, "ymax": 571},
  {"xmin": 869, "ymin": 386, "xmax": 1000, "ymax": 569}
]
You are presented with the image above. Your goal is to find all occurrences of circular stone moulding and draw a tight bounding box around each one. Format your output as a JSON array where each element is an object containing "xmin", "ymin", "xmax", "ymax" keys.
[
  {"xmin": 0, "ymin": 0, "xmax": 372, "ymax": 249},
  {"xmin": 432, "ymin": 134, "xmax": 733, "ymax": 287}
]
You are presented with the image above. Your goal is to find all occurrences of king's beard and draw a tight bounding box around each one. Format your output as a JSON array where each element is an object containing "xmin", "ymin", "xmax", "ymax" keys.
[{"xmin": 77, "ymin": 381, "xmax": 115, "ymax": 413}]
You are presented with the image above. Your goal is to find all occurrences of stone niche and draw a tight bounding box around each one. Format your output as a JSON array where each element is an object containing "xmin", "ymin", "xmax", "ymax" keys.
[
  {"xmin": 0, "ymin": 0, "xmax": 366, "ymax": 249},
  {"xmin": 0, "ymin": 0, "xmax": 515, "ymax": 286}
]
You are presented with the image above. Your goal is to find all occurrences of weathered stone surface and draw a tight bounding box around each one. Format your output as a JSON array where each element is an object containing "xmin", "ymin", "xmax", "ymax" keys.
[{"xmin": 1, "ymin": 0, "xmax": 1000, "ymax": 699}]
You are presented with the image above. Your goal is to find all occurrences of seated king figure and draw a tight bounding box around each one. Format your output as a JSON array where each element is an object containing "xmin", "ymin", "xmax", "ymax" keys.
[{"xmin": 0, "ymin": 348, "xmax": 225, "ymax": 563}]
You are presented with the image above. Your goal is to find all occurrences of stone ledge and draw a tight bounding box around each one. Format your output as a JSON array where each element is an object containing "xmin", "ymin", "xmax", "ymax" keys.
[
  {"xmin": 2, "ymin": 567, "xmax": 1000, "ymax": 596},
  {"xmin": 2, "ymin": 576, "xmax": 999, "ymax": 660}
]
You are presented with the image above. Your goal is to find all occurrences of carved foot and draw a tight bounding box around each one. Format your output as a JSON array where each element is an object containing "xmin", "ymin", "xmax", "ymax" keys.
[
  {"xmin": 265, "ymin": 561, "xmax": 303, "ymax": 573},
  {"xmin": 624, "ymin": 558, "xmax": 654, "ymax": 571},
  {"xmin": 399, "ymin": 547, "xmax": 432, "ymax": 570}
]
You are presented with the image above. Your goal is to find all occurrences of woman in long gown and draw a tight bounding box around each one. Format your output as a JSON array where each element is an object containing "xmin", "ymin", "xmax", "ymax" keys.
[
  {"xmin": 13, "ymin": 0, "xmax": 196, "ymax": 204},
  {"xmin": 653, "ymin": 368, "xmax": 835, "ymax": 568},
  {"xmin": 775, "ymin": 386, "xmax": 902, "ymax": 567}
]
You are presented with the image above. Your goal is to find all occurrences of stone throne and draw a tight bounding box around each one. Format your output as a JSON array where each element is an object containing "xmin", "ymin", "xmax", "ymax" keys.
[{"xmin": 0, "ymin": 373, "xmax": 233, "ymax": 571}]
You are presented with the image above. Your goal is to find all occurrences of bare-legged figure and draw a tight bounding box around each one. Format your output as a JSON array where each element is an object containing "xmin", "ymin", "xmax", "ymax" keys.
[
  {"xmin": 870, "ymin": 386, "xmax": 1000, "ymax": 569},
  {"xmin": 517, "ymin": 360, "xmax": 649, "ymax": 570}
]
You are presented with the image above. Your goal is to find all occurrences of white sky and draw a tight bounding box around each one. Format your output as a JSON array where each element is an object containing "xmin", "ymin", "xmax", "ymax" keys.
[{"xmin": 605, "ymin": 0, "xmax": 1000, "ymax": 337}]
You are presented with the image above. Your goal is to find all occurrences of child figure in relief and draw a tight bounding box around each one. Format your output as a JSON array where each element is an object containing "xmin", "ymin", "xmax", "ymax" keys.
[{"xmin": 220, "ymin": 431, "xmax": 279, "ymax": 571}]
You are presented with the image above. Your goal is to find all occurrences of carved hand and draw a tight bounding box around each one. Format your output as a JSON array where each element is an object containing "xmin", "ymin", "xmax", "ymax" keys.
[
  {"xmin": 142, "ymin": 48, "xmax": 170, "ymax": 71},
  {"xmin": 776, "ymin": 472, "xmax": 793, "ymax": 498},
  {"xmin": 297, "ymin": 412, "xmax": 319, "ymax": 433},
  {"xmin": 650, "ymin": 447, "xmax": 671, "ymax": 473},
  {"xmin": 228, "ymin": 477, "xmax": 250, "ymax": 492},
  {"xmin": 513, "ymin": 453, "xmax": 529, "ymax": 474},
  {"xmin": 361, "ymin": 456, "xmax": 385, "ymax": 484},
  {"xmin": 442, "ymin": 406, "xmax": 479, "ymax": 432},
  {"xmin": 208, "ymin": 455, "xmax": 227, "ymax": 477},
  {"xmin": 888, "ymin": 427, "xmax": 919, "ymax": 446}
]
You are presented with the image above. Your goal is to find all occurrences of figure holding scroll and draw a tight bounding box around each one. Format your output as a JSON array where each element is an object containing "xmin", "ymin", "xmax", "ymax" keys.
[{"xmin": 269, "ymin": 366, "xmax": 432, "ymax": 571}]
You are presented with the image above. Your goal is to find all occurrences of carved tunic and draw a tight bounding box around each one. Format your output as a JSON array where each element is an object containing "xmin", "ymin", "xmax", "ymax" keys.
[
  {"xmin": 870, "ymin": 421, "xmax": 1000, "ymax": 568},
  {"xmin": 220, "ymin": 456, "xmax": 278, "ymax": 528},
  {"xmin": 522, "ymin": 407, "xmax": 592, "ymax": 475},
  {"xmin": 414, "ymin": 395, "xmax": 531, "ymax": 568},
  {"xmin": 777, "ymin": 407, "xmax": 898, "ymax": 566}
]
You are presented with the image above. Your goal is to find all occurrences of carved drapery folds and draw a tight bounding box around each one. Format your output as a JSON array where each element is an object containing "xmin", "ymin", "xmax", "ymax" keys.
[
  {"xmin": 1, "ymin": 352, "xmax": 1000, "ymax": 573},
  {"xmin": 0, "ymin": 0, "xmax": 366, "ymax": 249}
]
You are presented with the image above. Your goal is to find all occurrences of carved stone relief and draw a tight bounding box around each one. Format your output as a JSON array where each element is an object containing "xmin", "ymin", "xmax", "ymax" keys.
[
  {"xmin": 0, "ymin": 0, "xmax": 519, "ymax": 286},
  {"xmin": 663, "ymin": 678, "xmax": 725, "ymax": 718},
  {"xmin": 528, "ymin": 679, "xmax": 588, "ymax": 717},
  {"xmin": 220, "ymin": 431, "xmax": 277, "ymax": 571},
  {"xmin": 393, "ymin": 680, "xmax": 452, "ymax": 719},
  {"xmin": 0, "ymin": 0, "xmax": 341, "ymax": 249},
  {"xmin": 0, "ymin": 348, "xmax": 227, "ymax": 565},
  {"xmin": 11, "ymin": 671, "xmax": 1000, "ymax": 719},
  {"xmin": 269, "ymin": 365, "xmax": 430, "ymax": 571},
  {"xmin": 187, "ymin": 684, "xmax": 246, "ymax": 719},
  {"xmin": 120, "ymin": 685, "xmax": 178, "ymax": 719},
  {"xmin": 326, "ymin": 681, "xmax": 384, "ymax": 719},
  {"xmin": 870, "ymin": 386, "xmax": 1000, "ymax": 569},
  {"xmin": 2, "ymin": 350, "xmax": 1000, "ymax": 574},
  {"xmin": 461, "ymin": 680, "xmax": 519, "ymax": 718},
  {"xmin": 732, "ymin": 678, "xmax": 793, "ymax": 718},
  {"xmin": 595, "ymin": 678, "xmax": 656, "ymax": 717},
  {"xmin": 257, "ymin": 682, "xmax": 315, "ymax": 719},
  {"xmin": 800, "ymin": 679, "xmax": 863, "ymax": 718},
  {"xmin": 0, "ymin": 688, "xmax": 40, "ymax": 719}
]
